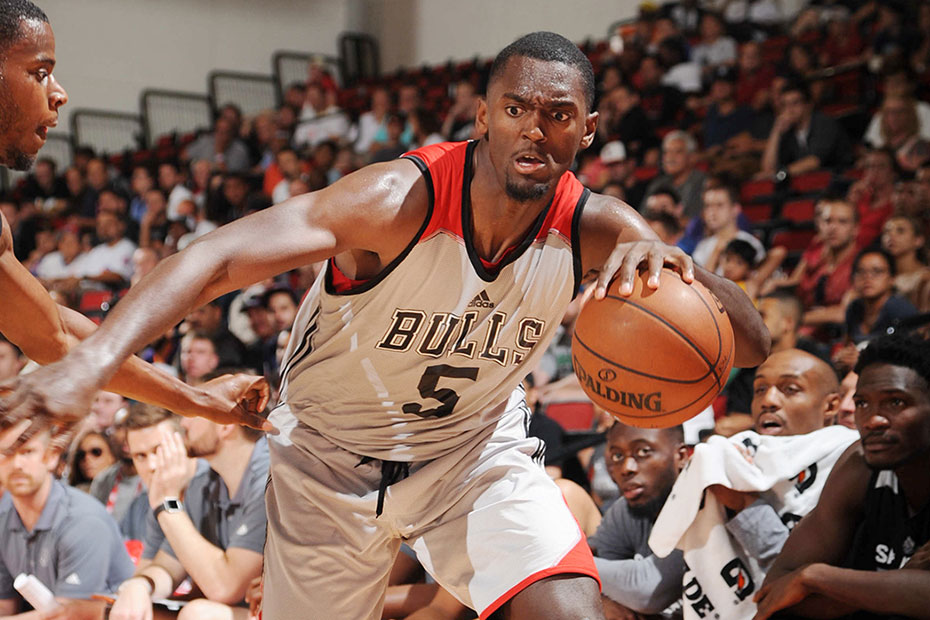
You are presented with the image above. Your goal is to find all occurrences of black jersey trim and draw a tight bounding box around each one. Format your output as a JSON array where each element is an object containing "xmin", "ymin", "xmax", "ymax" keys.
[
  {"xmin": 570, "ymin": 188, "xmax": 591, "ymax": 299},
  {"xmin": 278, "ymin": 305, "xmax": 321, "ymax": 390},
  {"xmin": 460, "ymin": 140, "xmax": 556, "ymax": 283},
  {"xmin": 323, "ymin": 155, "xmax": 435, "ymax": 296}
]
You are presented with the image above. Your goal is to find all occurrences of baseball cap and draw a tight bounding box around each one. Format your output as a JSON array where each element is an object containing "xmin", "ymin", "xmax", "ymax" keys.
[{"xmin": 600, "ymin": 141, "xmax": 627, "ymax": 164}]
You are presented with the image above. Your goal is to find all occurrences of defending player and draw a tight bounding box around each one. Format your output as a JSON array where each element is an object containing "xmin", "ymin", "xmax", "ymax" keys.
[
  {"xmin": 0, "ymin": 0, "xmax": 271, "ymax": 452},
  {"xmin": 1, "ymin": 32, "xmax": 769, "ymax": 618}
]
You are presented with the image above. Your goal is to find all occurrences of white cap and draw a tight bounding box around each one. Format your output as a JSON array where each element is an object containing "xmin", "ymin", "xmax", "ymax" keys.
[{"xmin": 600, "ymin": 140, "xmax": 627, "ymax": 164}]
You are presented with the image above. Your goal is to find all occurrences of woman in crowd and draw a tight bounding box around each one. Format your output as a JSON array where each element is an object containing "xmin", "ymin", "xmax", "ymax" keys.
[
  {"xmin": 844, "ymin": 247, "xmax": 918, "ymax": 344},
  {"xmin": 67, "ymin": 430, "xmax": 117, "ymax": 493},
  {"xmin": 881, "ymin": 213, "xmax": 930, "ymax": 312}
]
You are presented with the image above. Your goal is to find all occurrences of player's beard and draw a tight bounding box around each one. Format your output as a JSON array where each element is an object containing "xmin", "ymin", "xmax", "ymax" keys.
[
  {"xmin": 0, "ymin": 79, "xmax": 35, "ymax": 172},
  {"xmin": 628, "ymin": 484, "xmax": 673, "ymax": 519},
  {"xmin": 484, "ymin": 129, "xmax": 552, "ymax": 202}
]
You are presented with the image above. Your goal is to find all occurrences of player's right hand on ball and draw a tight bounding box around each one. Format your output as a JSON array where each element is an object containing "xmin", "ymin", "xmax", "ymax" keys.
[
  {"xmin": 193, "ymin": 373, "xmax": 276, "ymax": 433},
  {"xmin": 0, "ymin": 358, "xmax": 98, "ymax": 453},
  {"xmin": 109, "ymin": 579, "xmax": 154, "ymax": 620}
]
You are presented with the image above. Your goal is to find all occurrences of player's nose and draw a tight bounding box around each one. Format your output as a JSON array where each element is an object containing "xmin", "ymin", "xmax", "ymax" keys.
[{"xmin": 48, "ymin": 75, "xmax": 67, "ymax": 111}]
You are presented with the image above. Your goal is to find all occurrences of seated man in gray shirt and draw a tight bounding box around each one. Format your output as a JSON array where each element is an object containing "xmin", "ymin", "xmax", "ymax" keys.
[
  {"xmin": 588, "ymin": 422, "xmax": 689, "ymax": 618},
  {"xmin": 0, "ymin": 431, "xmax": 135, "ymax": 617},
  {"xmin": 110, "ymin": 414, "xmax": 268, "ymax": 620}
]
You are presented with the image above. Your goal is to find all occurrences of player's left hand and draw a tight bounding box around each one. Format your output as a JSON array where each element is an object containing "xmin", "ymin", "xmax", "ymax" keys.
[
  {"xmin": 594, "ymin": 240, "xmax": 693, "ymax": 300},
  {"xmin": 148, "ymin": 428, "xmax": 196, "ymax": 507},
  {"xmin": 753, "ymin": 564, "xmax": 816, "ymax": 620},
  {"xmin": 186, "ymin": 373, "xmax": 275, "ymax": 433}
]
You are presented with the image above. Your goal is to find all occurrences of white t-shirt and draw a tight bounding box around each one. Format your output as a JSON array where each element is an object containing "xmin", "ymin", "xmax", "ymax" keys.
[
  {"xmin": 35, "ymin": 251, "xmax": 87, "ymax": 281},
  {"xmin": 865, "ymin": 101, "xmax": 930, "ymax": 147},
  {"xmin": 692, "ymin": 230, "xmax": 766, "ymax": 275},
  {"xmin": 692, "ymin": 37, "xmax": 738, "ymax": 68},
  {"xmin": 79, "ymin": 238, "xmax": 137, "ymax": 280}
]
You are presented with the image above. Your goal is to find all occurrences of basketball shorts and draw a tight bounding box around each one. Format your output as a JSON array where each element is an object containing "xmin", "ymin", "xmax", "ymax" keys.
[{"xmin": 261, "ymin": 402, "xmax": 600, "ymax": 619}]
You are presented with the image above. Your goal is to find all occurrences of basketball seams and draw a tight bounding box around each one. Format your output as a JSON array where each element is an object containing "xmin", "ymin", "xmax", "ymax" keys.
[{"xmin": 573, "ymin": 331, "xmax": 710, "ymax": 384}]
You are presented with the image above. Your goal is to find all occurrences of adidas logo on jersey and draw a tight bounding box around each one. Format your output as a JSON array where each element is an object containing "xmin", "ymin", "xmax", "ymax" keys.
[{"xmin": 467, "ymin": 290, "xmax": 495, "ymax": 308}]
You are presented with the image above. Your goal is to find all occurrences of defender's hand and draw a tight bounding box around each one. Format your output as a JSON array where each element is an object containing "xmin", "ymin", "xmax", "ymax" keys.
[
  {"xmin": 594, "ymin": 240, "xmax": 693, "ymax": 300},
  {"xmin": 187, "ymin": 374, "xmax": 274, "ymax": 433}
]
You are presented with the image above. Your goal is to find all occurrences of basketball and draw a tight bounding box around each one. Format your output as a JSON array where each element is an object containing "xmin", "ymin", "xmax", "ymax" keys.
[{"xmin": 571, "ymin": 269, "xmax": 735, "ymax": 428}]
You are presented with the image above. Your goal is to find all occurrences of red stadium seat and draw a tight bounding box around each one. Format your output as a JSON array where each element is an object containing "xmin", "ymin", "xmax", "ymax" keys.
[
  {"xmin": 633, "ymin": 166, "xmax": 659, "ymax": 182},
  {"xmin": 790, "ymin": 170, "xmax": 833, "ymax": 195},
  {"xmin": 740, "ymin": 179, "xmax": 775, "ymax": 204},
  {"xmin": 545, "ymin": 401, "xmax": 596, "ymax": 432},
  {"xmin": 742, "ymin": 202, "xmax": 773, "ymax": 223},
  {"xmin": 781, "ymin": 199, "xmax": 816, "ymax": 225},
  {"xmin": 770, "ymin": 227, "xmax": 817, "ymax": 252}
]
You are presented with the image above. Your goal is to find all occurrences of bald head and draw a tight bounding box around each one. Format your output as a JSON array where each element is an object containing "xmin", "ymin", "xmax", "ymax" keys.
[{"xmin": 751, "ymin": 349, "xmax": 840, "ymax": 436}]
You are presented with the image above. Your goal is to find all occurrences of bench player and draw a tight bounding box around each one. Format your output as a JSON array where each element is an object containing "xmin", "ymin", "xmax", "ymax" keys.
[{"xmin": 1, "ymin": 31, "xmax": 769, "ymax": 618}]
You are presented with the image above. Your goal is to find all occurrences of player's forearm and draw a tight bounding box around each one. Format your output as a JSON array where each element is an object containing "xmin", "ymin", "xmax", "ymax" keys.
[
  {"xmin": 694, "ymin": 267, "xmax": 770, "ymax": 367},
  {"xmin": 801, "ymin": 564, "xmax": 930, "ymax": 618},
  {"xmin": 157, "ymin": 512, "xmax": 248, "ymax": 604}
]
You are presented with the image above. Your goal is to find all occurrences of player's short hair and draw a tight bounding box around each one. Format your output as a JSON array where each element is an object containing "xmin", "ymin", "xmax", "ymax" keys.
[
  {"xmin": 607, "ymin": 420, "xmax": 685, "ymax": 445},
  {"xmin": 0, "ymin": 0, "xmax": 47, "ymax": 58},
  {"xmin": 723, "ymin": 238, "xmax": 758, "ymax": 267},
  {"xmin": 124, "ymin": 402, "xmax": 179, "ymax": 432},
  {"xmin": 489, "ymin": 31, "xmax": 595, "ymax": 112},
  {"xmin": 855, "ymin": 333, "xmax": 930, "ymax": 388},
  {"xmin": 760, "ymin": 289, "xmax": 803, "ymax": 325}
]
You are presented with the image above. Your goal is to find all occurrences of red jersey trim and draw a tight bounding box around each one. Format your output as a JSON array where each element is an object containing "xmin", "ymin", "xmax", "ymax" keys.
[{"xmin": 478, "ymin": 532, "xmax": 601, "ymax": 619}]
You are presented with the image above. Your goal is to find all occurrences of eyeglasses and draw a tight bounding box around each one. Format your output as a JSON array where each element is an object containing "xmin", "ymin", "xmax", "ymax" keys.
[
  {"xmin": 854, "ymin": 268, "xmax": 890, "ymax": 278},
  {"xmin": 77, "ymin": 447, "xmax": 104, "ymax": 460}
]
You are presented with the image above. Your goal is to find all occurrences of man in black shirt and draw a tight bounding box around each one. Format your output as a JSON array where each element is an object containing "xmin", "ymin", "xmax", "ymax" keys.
[{"xmin": 756, "ymin": 334, "xmax": 930, "ymax": 619}]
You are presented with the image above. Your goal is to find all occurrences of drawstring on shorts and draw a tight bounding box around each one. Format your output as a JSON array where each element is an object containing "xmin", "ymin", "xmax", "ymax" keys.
[{"xmin": 357, "ymin": 457, "xmax": 411, "ymax": 517}]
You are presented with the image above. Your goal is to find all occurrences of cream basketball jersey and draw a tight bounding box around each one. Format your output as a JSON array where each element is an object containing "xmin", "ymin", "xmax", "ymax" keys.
[{"xmin": 277, "ymin": 140, "xmax": 590, "ymax": 461}]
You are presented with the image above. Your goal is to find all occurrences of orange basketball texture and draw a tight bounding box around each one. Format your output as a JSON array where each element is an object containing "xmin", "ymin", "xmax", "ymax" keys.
[{"xmin": 571, "ymin": 269, "xmax": 735, "ymax": 427}]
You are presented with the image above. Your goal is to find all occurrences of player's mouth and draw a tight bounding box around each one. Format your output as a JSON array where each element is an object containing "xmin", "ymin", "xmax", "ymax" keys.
[
  {"xmin": 514, "ymin": 153, "xmax": 546, "ymax": 174},
  {"xmin": 756, "ymin": 413, "xmax": 784, "ymax": 435},
  {"xmin": 622, "ymin": 483, "xmax": 645, "ymax": 501},
  {"xmin": 862, "ymin": 434, "xmax": 897, "ymax": 453}
]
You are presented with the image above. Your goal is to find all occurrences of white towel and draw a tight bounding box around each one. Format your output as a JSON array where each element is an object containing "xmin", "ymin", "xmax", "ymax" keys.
[{"xmin": 649, "ymin": 426, "xmax": 859, "ymax": 620}]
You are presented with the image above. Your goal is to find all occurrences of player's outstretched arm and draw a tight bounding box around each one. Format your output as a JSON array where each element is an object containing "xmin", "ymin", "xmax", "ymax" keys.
[
  {"xmin": 579, "ymin": 194, "xmax": 770, "ymax": 368},
  {"xmin": 0, "ymin": 159, "xmax": 426, "ymax": 447}
]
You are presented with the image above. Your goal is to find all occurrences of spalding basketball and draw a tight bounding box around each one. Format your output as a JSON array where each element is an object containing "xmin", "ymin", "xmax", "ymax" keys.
[{"xmin": 571, "ymin": 269, "xmax": 735, "ymax": 428}]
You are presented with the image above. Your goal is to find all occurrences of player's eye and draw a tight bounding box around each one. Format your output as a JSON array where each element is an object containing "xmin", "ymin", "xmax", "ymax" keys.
[
  {"xmin": 782, "ymin": 384, "xmax": 800, "ymax": 395},
  {"xmin": 552, "ymin": 110, "xmax": 570, "ymax": 122},
  {"xmin": 505, "ymin": 106, "xmax": 522, "ymax": 117},
  {"xmin": 609, "ymin": 451, "xmax": 624, "ymax": 463},
  {"xmin": 635, "ymin": 447, "xmax": 653, "ymax": 459}
]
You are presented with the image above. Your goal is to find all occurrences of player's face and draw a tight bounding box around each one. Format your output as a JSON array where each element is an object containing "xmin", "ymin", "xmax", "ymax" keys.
[
  {"xmin": 605, "ymin": 426, "xmax": 684, "ymax": 516},
  {"xmin": 128, "ymin": 420, "xmax": 176, "ymax": 487},
  {"xmin": 752, "ymin": 352, "xmax": 836, "ymax": 436},
  {"xmin": 0, "ymin": 19, "xmax": 67, "ymax": 171},
  {"xmin": 477, "ymin": 56, "xmax": 596, "ymax": 203},
  {"xmin": 836, "ymin": 370, "xmax": 858, "ymax": 430},
  {"xmin": 854, "ymin": 363, "xmax": 930, "ymax": 470},
  {"xmin": 0, "ymin": 433, "xmax": 55, "ymax": 497}
]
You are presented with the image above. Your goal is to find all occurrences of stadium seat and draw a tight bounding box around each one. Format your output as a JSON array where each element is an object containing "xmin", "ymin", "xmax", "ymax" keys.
[
  {"xmin": 545, "ymin": 401, "xmax": 596, "ymax": 432},
  {"xmin": 633, "ymin": 166, "xmax": 659, "ymax": 182},
  {"xmin": 781, "ymin": 199, "xmax": 816, "ymax": 225},
  {"xmin": 789, "ymin": 170, "xmax": 832, "ymax": 195},
  {"xmin": 740, "ymin": 179, "xmax": 775, "ymax": 204},
  {"xmin": 770, "ymin": 227, "xmax": 817, "ymax": 253},
  {"xmin": 742, "ymin": 202, "xmax": 773, "ymax": 224}
]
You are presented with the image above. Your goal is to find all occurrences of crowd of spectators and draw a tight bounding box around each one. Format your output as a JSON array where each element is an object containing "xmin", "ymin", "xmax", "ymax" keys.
[{"xmin": 2, "ymin": 0, "xmax": 930, "ymax": 618}]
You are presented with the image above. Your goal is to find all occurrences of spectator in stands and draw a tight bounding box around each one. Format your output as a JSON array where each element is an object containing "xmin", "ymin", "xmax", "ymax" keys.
[
  {"xmin": 638, "ymin": 54, "xmax": 684, "ymax": 127},
  {"xmin": 88, "ymin": 390, "xmax": 128, "ymax": 432},
  {"xmin": 130, "ymin": 247, "xmax": 159, "ymax": 288},
  {"xmin": 179, "ymin": 331, "xmax": 221, "ymax": 384},
  {"xmin": 847, "ymin": 148, "xmax": 896, "ymax": 247},
  {"xmin": 691, "ymin": 13, "xmax": 738, "ymax": 77},
  {"xmin": 645, "ymin": 184, "xmax": 685, "ymax": 223},
  {"xmin": 657, "ymin": 35, "xmax": 703, "ymax": 94},
  {"xmin": 703, "ymin": 65, "xmax": 759, "ymax": 153},
  {"xmin": 370, "ymin": 112, "xmax": 408, "ymax": 164},
  {"xmin": 181, "ymin": 299, "xmax": 246, "ymax": 368},
  {"xmin": 644, "ymin": 130, "xmax": 707, "ymax": 220},
  {"xmin": 865, "ymin": 69, "xmax": 930, "ymax": 147},
  {"xmin": 761, "ymin": 81, "xmax": 853, "ymax": 177},
  {"xmin": 188, "ymin": 159, "xmax": 212, "ymax": 209},
  {"xmin": 270, "ymin": 148, "xmax": 306, "ymax": 204},
  {"xmin": 66, "ymin": 429, "xmax": 116, "ymax": 493},
  {"xmin": 441, "ymin": 80, "xmax": 479, "ymax": 141},
  {"xmin": 282, "ymin": 82, "xmax": 306, "ymax": 114},
  {"xmin": 127, "ymin": 165, "xmax": 155, "ymax": 224},
  {"xmin": 85, "ymin": 156, "xmax": 109, "ymax": 202},
  {"xmin": 110, "ymin": 412, "xmax": 268, "ymax": 619},
  {"xmin": 21, "ymin": 157, "xmax": 67, "ymax": 213},
  {"xmin": 0, "ymin": 431, "xmax": 135, "ymax": 616},
  {"xmin": 406, "ymin": 107, "xmax": 443, "ymax": 151},
  {"xmin": 736, "ymin": 40, "xmax": 775, "ymax": 111},
  {"xmin": 80, "ymin": 210, "xmax": 136, "ymax": 288},
  {"xmin": 138, "ymin": 188, "xmax": 169, "ymax": 250},
  {"xmin": 262, "ymin": 285, "xmax": 298, "ymax": 333},
  {"xmin": 63, "ymin": 165, "xmax": 95, "ymax": 222},
  {"xmin": 0, "ymin": 335, "xmax": 24, "ymax": 382},
  {"xmin": 355, "ymin": 87, "xmax": 391, "ymax": 155},
  {"xmin": 692, "ymin": 184, "xmax": 765, "ymax": 275},
  {"xmin": 242, "ymin": 295, "xmax": 278, "ymax": 382},
  {"xmin": 819, "ymin": 16, "xmax": 865, "ymax": 67},
  {"xmin": 882, "ymin": 213, "xmax": 930, "ymax": 312},
  {"xmin": 588, "ymin": 422, "xmax": 688, "ymax": 618},
  {"xmin": 835, "ymin": 369, "xmax": 859, "ymax": 430},
  {"xmin": 874, "ymin": 95, "xmax": 930, "ymax": 173},
  {"xmin": 755, "ymin": 335, "xmax": 930, "ymax": 619},
  {"xmin": 158, "ymin": 161, "xmax": 193, "ymax": 222},
  {"xmin": 184, "ymin": 116, "xmax": 251, "ymax": 174},
  {"xmin": 294, "ymin": 82, "xmax": 351, "ymax": 149},
  {"xmin": 844, "ymin": 247, "xmax": 917, "ymax": 344},
  {"xmin": 767, "ymin": 198, "xmax": 859, "ymax": 332},
  {"xmin": 644, "ymin": 209, "xmax": 684, "ymax": 246},
  {"xmin": 34, "ymin": 225, "xmax": 86, "ymax": 289},
  {"xmin": 665, "ymin": 0, "xmax": 702, "ymax": 37}
]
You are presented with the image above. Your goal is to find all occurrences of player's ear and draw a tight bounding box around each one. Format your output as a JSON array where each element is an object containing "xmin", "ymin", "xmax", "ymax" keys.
[
  {"xmin": 475, "ymin": 97, "xmax": 489, "ymax": 136},
  {"xmin": 822, "ymin": 391, "xmax": 841, "ymax": 426},
  {"xmin": 580, "ymin": 111, "xmax": 598, "ymax": 150}
]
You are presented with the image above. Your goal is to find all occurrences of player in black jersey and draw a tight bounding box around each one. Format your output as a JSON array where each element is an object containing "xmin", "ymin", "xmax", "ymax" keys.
[{"xmin": 755, "ymin": 333, "xmax": 930, "ymax": 619}]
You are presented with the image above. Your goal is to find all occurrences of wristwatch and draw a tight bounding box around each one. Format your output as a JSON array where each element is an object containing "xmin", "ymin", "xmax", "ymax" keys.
[{"xmin": 152, "ymin": 497, "xmax": 183, "ymax": 519}]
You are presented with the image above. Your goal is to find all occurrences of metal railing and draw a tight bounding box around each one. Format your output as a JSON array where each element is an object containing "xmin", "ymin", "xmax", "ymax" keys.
[
  {"xmin": 141, "ymin": 89, "xmax": 212, "ymax": 147},
  {"xmin": 338, "ymin": 32, "xmax": 379, "ymax": 86},
  {"xmin": 273, "ymin": 51, "xmax": 344, "ymax": 100},
  {"xmin": 209, "ymin": 71, "xmax": 279, "ymax": 117},
  {"xmin": 70, "ymin": 110, "xmax": 143, "ymax": 155}
]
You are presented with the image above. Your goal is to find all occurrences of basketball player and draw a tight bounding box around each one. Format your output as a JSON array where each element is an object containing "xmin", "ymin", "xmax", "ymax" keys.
[
  {"xmin": 0, "ymin": 0, "xmax": 271, "ymax": 451},
  {"xmin": 1, "ymin": 32, "xmax": 769, "ymax": 618}
]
